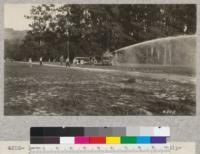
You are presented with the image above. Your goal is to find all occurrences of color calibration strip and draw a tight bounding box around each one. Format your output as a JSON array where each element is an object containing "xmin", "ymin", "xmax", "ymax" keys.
[
  {"xmin": 31, "ymin": 127, "xmax": 170, "ymax": 137},
  {"xmin": 63, "ymin": 136, "xmax": 166, "ymax": 144},
  {"xmin": 31, "ymin": 127, "xmax": 169, "ymax": 144},
  {"xmin": 31, "ymin": 136, "xmax": 167, "ymax": 144}
]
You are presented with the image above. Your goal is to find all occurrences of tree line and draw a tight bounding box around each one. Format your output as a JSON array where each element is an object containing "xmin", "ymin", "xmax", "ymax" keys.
[{"xmin": 5, "ymin": 4, "xmax": 196, "ymax": 61}]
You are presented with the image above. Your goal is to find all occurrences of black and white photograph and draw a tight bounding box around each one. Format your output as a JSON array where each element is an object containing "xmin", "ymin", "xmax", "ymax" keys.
[{"xmin": 4, "ymin": 4, "xmax": 196, "ymax": 116}]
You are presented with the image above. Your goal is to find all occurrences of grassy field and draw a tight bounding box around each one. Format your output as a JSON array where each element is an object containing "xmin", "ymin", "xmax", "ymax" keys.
[{"xmin": 4, "ymin": 62, "xmax": 195, "ymax": 115}]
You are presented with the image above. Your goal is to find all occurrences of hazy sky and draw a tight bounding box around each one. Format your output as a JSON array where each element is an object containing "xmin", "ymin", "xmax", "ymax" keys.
[{"xmin": 4, "ymin": 4, "xmax": 34, "ymax": 30}]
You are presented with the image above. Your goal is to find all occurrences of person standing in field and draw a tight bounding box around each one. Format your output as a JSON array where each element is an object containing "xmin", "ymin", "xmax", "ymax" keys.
[
  {"xmin": 60, "ymin": 56, "xmax": 64, "ymax": 66},
  {"xmin": 66, "ymin": 58, "xmax": 70, "ymax": 68},
  {"xmin": 29, "ymin": 58, "xmax": 32, "ymax": 67},
  {"xmin": 39, "ymin": 57, "xmax": 43, "ymax": 66}
]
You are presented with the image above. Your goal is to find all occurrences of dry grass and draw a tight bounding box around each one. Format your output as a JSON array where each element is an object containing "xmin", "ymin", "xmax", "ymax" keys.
[{"xmin": 4, "ymin": 62, "xmax": 196, "ymax": 116}]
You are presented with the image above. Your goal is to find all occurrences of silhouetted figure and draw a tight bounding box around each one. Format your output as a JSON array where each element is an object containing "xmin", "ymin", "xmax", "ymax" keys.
[
  {"xmin": 39, "ymin": 57, "xmax": 43, "ymax": 66},
  {"xmin": 66, "ymin": 58, "xmax": 70, "ymax": 68},
  {"xmin": 29, "ymin": 58, "xmax": 32, "ymax": 67},
  {"xmin": 60, "ymin": 56, "xmax": 64, "ymax": 66}
]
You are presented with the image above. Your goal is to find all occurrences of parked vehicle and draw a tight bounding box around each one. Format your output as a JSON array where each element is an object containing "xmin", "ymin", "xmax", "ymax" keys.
[
  {"xmin": 73, "ymin": 57, "xmax": 98, "ymax": 65},
  {"xmin": 73, "ymin": 57, "xmax": 91, "ymax": 65}
]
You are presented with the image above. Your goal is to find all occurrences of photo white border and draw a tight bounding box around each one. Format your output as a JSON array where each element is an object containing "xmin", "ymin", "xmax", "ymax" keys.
[{"xmin": 0, "ymin": 0, "xmax": 200, "ymax": 153}]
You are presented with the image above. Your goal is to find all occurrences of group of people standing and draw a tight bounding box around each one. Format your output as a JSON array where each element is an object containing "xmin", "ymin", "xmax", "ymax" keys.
[{"xmin": 28, "ymin": 56, "xmax": 70, "ymax": 68}]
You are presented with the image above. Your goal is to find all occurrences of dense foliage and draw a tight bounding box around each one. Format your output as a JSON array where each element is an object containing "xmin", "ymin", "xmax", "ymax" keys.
[{"xmin": 5, "ymin": 4, "xmax": 196, "ymax": 61}]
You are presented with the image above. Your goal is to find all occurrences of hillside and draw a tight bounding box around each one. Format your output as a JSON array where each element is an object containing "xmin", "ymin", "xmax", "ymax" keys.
[{"xmin": 4, "ymin": 28, "xmax": 27, "ymax": 40}]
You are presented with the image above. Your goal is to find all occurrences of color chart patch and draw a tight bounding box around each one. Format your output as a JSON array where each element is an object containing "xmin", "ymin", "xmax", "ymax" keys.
[
  {"xmin": 30, "ymin": 127, "xmax": 169, "ymax": 144},
  {"xmin": 66, "ymin": 136, "xmax": 166, "ymax": 144}
]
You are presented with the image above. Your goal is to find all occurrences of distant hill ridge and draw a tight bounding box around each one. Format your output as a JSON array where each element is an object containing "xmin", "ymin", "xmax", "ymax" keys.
[{"xmin": 4, "ymin": 28, "xmax": 27, "ymax": 40}]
